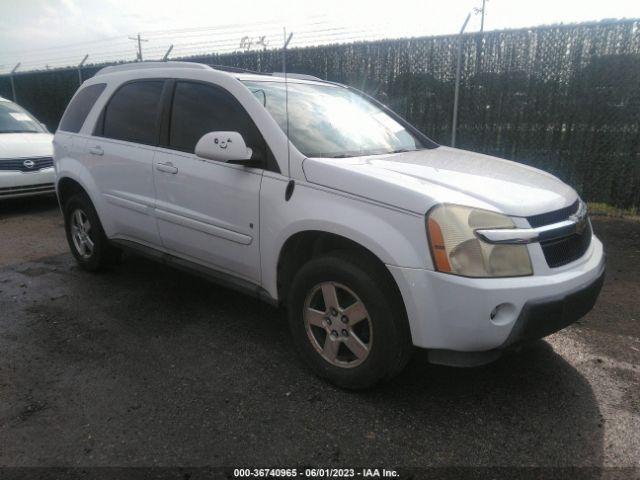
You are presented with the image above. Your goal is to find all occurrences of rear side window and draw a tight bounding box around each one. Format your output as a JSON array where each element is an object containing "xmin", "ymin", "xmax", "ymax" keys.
[
  {"xmin": 59, "ymin": 83, "xmax": 106, "ymax": 133},
  {"xmin": 169, "ymin": 81, "xmax": 263, "ymax": 155},
  {"xmin": 101, "ymin": 80, "xmax": 164, "ymax": 145}
]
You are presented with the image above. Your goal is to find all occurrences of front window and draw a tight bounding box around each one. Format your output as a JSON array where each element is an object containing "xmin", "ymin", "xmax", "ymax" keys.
[
  {"xmin": 168, "ymin": 81, "xmax": 264, "ymax": 158},
  {"xmin": 0, "ymin": 101, "xmax": 44, "ymax": 134},
  {"xmin": 242, "ymin": 80, "xmax": 428, "ymax": 158}
]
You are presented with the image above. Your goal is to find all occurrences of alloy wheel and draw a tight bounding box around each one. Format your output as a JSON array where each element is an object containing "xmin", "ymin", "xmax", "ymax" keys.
[
  {"xmin": 303, "ymin": 282, "xmax": 372, "ymax": 368},
  {"xmin": 70, "ymin": 208, "xmax": 94, "ymax": 259}
]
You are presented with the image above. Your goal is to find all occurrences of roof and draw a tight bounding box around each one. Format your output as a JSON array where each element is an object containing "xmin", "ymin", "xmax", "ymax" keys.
[{"xmin": 93, "ymin": 61, "xmax": 337, "ymax": 86}]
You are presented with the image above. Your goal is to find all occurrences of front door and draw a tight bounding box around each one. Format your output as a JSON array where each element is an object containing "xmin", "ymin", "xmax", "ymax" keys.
[{"xmin": 152, "ymin": 80, "xmax": 265, "ymax": 284}]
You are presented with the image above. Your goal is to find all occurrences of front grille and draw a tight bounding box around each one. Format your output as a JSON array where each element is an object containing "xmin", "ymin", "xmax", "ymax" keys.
[
  {"xmin": 540, "ymin": 221, "xmax": 592, "ymax": 268},
  {"xmin": 0, "ymin": 183, "xmax": 55, "ymax": 196},
  {"xmin": 0, "ymin": 157, "xmax": 54, "ymax": 172},
  {"xmin": 527, "ymin": 199, "xmax": 579, "ymax": 228}
]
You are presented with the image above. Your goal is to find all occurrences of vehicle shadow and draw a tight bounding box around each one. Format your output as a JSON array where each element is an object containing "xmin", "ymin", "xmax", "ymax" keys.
[
  {"xmin": 370, "ymin": 342, "xmax": 604, "ymax": 467},
  {"xmin": 0, "ymin": 194, "xmax": 58, "ymax": 218},
  {"xmin": 1, "ymin": 252, "xmax": 604, "ymax": 468}
]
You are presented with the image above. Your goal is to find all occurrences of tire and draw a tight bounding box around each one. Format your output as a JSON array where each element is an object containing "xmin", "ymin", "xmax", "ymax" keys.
[
  {"xmin": 63, "ymin": 193, "xmax": 121, "ymax": 271},
  {"xmin": 287, "ymin": 251, "xmax": 412, "ymax": 389}
]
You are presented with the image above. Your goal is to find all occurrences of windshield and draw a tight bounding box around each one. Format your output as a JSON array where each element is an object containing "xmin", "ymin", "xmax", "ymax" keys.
[
  {"xmin": 242, "ymin": 80, "xmax": 428, "ymax": 158},
  {"xmin": 0, "ymin": 101, "xmax": 44, "ymax": 134}
]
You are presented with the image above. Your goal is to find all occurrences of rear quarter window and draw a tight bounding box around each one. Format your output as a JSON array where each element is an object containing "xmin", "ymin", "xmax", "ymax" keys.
[{"xmin": 58, "ymin": 83, "xmax": 106, "ymax": 133}]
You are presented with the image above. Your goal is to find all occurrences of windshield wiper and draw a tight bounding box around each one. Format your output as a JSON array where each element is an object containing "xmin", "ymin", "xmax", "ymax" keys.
[
  {"xmin": 322, "ymin": 148, "xmax": 418, "ymax": 158},
  {"xmin": 0, "ymin": 130, "xmax": 39, "ymax": 134},
  {"xmin": 389, "ymin": 148, "xmax": 416, "ymax": 154}
]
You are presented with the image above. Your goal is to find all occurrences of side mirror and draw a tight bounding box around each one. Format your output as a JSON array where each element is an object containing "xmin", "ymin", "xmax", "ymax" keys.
[{"xmin": 195, "ymin": 131, "xmax": 253, "ymax": 163}]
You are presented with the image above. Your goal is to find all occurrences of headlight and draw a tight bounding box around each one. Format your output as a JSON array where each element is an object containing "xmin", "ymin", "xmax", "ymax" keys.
[{"xmin": 427, "ymin": 204, "xmax": 532, "ymax": 277}]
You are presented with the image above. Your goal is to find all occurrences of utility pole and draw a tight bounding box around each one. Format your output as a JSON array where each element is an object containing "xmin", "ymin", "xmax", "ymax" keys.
[
  {"xmin": 10, "ymin": 63, "xmax": 20, "ymax": 102},
  {"xmin": 129, "ymin": 33, "xmax": 148, "ymax": 61},
  {"xmin": 77, "ymin": 54, "xmax": 89, "ymax": 85},
  {"xmin": 451, "ymin": 13, "xmax": 471, "ymax": 148}
]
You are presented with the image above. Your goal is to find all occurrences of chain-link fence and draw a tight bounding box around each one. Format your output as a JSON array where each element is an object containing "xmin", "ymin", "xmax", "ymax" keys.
[{"xmin": 1, "ymin": 19, "xmax": 639, "ymax": 208}]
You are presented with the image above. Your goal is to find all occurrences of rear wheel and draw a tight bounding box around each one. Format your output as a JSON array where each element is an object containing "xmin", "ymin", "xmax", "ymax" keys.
[
  {"xmin": 63, "ymin": 193, "xmax": 121, "ymax": 271},
  {"xmin": 287, "ymin": 251, "xmax": 412, "ymax": 389}
]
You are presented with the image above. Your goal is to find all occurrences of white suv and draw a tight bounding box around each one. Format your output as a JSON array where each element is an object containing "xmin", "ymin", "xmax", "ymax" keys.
[{"xmin": 53, "ymin": 62, "xmax": 605, "ymax": 388}]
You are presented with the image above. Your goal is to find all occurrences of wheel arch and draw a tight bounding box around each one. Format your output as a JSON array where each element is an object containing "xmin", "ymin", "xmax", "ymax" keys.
[
  {"xmin": 276, "ymin": 230, "xmax": 406, "ymax": 313},
  {"xmin": 55, "ymin": 159, "xmax": 111, "ymax": 234},
  {"xmin": 57, "ymin": 176, "xmax": 89, "ymax": 207}
]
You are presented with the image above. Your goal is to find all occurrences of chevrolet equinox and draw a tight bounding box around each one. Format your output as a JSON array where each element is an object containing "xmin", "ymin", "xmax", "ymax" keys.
[{"xmin": 53, "ymin": 62, "xmax": 605, "ymax": 388}]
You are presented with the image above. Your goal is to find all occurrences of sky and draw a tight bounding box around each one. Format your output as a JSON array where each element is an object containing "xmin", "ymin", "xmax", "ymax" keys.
[{"xmin": 1, "ymin": 0, "xmax": 639, "ymax": 73}]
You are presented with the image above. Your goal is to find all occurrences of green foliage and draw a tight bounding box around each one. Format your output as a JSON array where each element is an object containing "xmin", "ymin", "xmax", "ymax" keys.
[
  {"xmin": 588, "ymin": 202, "xmax": 638, "ymax": 218},
  {"xmin": 1, "ymin": 20, "xmax": 639, "ymax": 207}
]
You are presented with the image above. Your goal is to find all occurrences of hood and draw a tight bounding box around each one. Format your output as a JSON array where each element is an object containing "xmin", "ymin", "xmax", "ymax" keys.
[
  {"xmin": 0, "ymin": 133, "xmax": 54, "ymax": 159},
  {"xmin": 302, "ymin": 146, "xmax": 578, "ymax": 217}
]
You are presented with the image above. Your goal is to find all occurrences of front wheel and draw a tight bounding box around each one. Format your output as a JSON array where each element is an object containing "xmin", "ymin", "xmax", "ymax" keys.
[{"xmin": 287, "ymin": 252, "xmax": 412, "ymax": 389}]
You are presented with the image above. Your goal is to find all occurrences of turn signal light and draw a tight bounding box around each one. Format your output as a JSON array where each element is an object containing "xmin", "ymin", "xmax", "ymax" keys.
[{"xmin": 427, "ymin": 217, "xmax": 452, "ymax": 273}]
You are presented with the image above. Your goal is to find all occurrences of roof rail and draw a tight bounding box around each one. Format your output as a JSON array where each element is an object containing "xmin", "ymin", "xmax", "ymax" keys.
[
  {"xmin": 271, "ymin": 72, "xmax": 323, "ymax": 81},
  {"xmin": 95, "ymin": 61, "xmax": 212, "ymax": 76},
  {"xmin": 207, "ymin": 64, "xmax": 268, "ymax": 76},
  {"xmin": 93, "ymin": 62, "xmax": 329, "ymax": 84}
]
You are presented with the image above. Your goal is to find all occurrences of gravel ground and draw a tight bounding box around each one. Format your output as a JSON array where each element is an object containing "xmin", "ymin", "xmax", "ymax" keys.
[{"xmin": 0, "ymin": 196, "xmax": 639, "ymax": 470}]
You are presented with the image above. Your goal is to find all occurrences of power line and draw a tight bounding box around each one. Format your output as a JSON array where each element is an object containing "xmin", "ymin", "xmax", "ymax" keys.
[
  {"xmin": 0, "ymin": 18, "xmax": 422, "ymax": 74},
  {"xmin": 0, "ymin": 35, "xmax": 132, "ymax": 56},
  {"xmin": 139, "ymin": 14, "xmax": 330, "ymax": 39},
  {"xmin": 14, "ymin": 27, "xmax": 376, "ymax": 65},
  {"xmin": 474, "ymin": 0, "xmax": 489, "ymax": 33},
  {"xmin": 0, "ymin": 17, "xmax": 328, "ymax": 57}
]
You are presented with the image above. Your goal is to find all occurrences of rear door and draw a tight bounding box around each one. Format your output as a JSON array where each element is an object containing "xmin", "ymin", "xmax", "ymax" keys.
[
  {"xmin": 88, "ymin": 80, "xmax": 166, "ymax": 247},
  {"xmin": 152, "ymin": 80, "xmax": 264, "ymax": 284}
]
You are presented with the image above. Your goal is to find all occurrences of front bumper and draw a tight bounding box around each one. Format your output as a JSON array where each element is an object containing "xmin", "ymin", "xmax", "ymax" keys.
[
  {"xmin": 388, "ymin": 235, "xmax": 605, "ymax": 354},
  {"xmin": 0, "ymin": 168, "xmax": 55, "ymax": 199},
  {"xmin": 501, "ymin": 262, "xmax": 604, "ymax": 348}
]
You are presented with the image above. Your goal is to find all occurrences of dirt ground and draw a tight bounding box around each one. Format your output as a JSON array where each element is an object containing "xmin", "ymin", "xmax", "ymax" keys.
[{"xmin": 0, "ymin": 195, "xmax": 639, "ymax": 472}]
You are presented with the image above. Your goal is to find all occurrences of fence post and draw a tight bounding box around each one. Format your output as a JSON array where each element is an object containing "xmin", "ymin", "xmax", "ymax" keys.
[
  {"xmin": 451, "ymin": 14, "xmax": 471, "ymax": 148},
  {"xmin": 10, "ymin": 62, "xmax": 20, "ymax": 102},
  {"xmin": 77, "ymin": 54, "xmax": 89, "ymax": 85},
  {"xmin": 162, "ymin": 45, "xmax": 174, "ymax": 61}
]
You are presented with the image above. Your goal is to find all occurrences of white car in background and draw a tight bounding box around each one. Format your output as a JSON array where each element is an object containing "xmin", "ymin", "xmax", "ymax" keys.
[{"xmin": 0, "ymin": 96, "xmax": 55, "ymax": 199}]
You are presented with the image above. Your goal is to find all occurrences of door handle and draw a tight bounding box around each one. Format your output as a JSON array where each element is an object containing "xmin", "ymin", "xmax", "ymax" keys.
[
  {"xmin": 156, "ymin": 162, "xmax": 178, "ymax": 174},
  {"xmin": 89, "ymin": 146, "xmax": 104, "ymax": 156}
]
